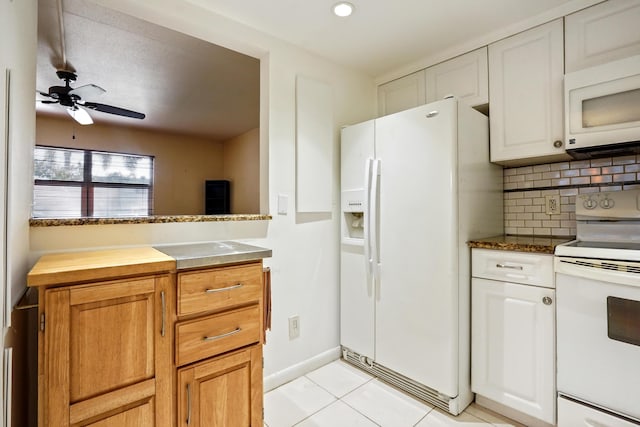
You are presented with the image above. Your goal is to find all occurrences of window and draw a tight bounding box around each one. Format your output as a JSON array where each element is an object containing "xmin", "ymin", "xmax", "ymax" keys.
[{"xmin": 33, "ymin": 146, "xmax": 154, "ymax": 218}]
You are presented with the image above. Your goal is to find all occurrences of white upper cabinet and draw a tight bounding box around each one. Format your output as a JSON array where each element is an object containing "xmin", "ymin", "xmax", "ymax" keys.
[
  {"xmin": 565, "ymin": 0, "xmax": 640, "ymax": 73},
  {"xmin": 425, "ymin": 47, "xmax": 488, "ymax": 107},
  {"xmin": 377, "ymin": 69, "xmax": 425, "ymax": 117},
  {"xmin": 488, "ymin": 19, "xmax": 568, "ymax": 165}
]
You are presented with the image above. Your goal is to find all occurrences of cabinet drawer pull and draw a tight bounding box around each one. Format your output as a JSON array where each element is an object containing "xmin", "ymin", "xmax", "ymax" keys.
[
  {"xmin": 161, "ymin": 291, "xmax": 166, "ymax": 337},
  {"xmin": 205, "ymin": 283, "xmax": 243, "ymax": 294},
  {"xmin": 496, "ymin": 263, "xmax": 523, "ymax": 270},
  {"xmin": 203, "ymin": 327, "xmax": 241, "ymax": 342},
  {"xmin": 186, "ymin": 383, "xmax": 192, "ymax": 426}
]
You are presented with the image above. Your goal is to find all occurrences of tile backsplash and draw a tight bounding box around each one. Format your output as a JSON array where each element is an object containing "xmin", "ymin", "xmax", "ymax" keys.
[{"xmin": 503, "ymin": 155, "xmax": 640, "ymax": 237}]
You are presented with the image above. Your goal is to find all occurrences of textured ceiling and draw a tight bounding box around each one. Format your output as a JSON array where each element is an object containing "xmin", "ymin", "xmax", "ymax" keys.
[{"xmin": 36, "ymin": 0, "xmax": 260, "ymax": 140}]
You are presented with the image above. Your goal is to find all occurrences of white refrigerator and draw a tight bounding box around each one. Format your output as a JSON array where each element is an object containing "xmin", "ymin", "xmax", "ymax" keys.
[{"xmin": 340, "ymin": 99, "xmax": 503, "ymax": 415}]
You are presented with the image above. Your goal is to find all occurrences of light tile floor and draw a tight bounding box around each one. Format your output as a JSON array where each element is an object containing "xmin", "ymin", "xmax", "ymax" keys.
[{"xmin": 264, "ymin": 360, "xmax": 526, "ymax": 427}]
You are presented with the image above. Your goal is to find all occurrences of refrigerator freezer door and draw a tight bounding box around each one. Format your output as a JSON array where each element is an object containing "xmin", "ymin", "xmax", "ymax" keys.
[
  {"xmin": 374, "ymin": 100, "xmax": 459, "ymax": 397},
  {"xmin": 340, "ymin": 120, "xmax": 376, "ymax": 359}
]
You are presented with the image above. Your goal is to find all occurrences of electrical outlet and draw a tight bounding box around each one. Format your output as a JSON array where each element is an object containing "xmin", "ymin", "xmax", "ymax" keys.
[
  {"xmin": 288, "ymin": 315, "xmax": 300, "ymax": 339},
  {"xmin": 545, "ymin": 195, "xmax": 560, "ymax": 215}
]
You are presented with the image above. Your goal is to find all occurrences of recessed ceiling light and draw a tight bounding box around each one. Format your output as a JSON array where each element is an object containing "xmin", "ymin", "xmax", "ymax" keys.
[{"xmin": 333, "ymin": 2, "xmax": 354, "ymax": 17}]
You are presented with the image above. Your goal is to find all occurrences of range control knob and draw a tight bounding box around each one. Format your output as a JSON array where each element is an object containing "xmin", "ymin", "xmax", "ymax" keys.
[
  {"xmin": 583, "ymin": 198, "xmax": 597, "ymax": 209},
  {"xmin": 600, "ymin": 197, "xmax": 615, "ymax": 209}
]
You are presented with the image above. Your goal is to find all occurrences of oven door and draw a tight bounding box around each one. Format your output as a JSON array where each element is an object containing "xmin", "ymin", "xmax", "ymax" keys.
[{"xmin": 555, "ymin": 256, "xmax": 640, "ymax": 422}]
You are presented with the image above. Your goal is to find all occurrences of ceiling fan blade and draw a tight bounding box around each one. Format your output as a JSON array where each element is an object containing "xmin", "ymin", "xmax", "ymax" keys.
[
  {"xmin": 68, "ymin": 84, "xmax": 106, "ymax": 99},
  {"xmin": 37, "ymin": 90, "xmax": 53, "ymax": 98},
  {"xmin": 83, "ymin": 102, "xmax": 145, "ymax": 120},
  {"xmin": 39, "ymin": 100, "xmax": 59, "ymax": 104},
  {"xmin": 66, "ymin": 106, "xmax": 93, "ymax": 125}
]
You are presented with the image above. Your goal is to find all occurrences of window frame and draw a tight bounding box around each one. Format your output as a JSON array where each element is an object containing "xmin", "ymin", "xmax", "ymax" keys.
[{"xmin": 33, "ymin": 145, "xmax": 155, "ymax": 218}]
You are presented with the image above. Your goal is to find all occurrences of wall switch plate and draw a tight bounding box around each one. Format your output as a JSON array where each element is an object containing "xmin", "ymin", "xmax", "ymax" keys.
[
  {"xmin": 278, "ymin": 194, "xmax": 288, "ymax": 215},
  {"xmin": 288, "ymin": 315, "xmax": 300, "ymax": 339},
  {"xmin": 545, "ymin": 195, "xmax": 560, "ymax": 215}
]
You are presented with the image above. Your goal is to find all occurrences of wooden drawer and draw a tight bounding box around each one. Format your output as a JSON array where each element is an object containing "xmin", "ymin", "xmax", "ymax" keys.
[
  {"xmin": 178, "ymin": 262, "xmax": 262, "ymax": 317},
  {"xmin": 176, "ymin": 305, "xmax": 260, "ymax": 366}
]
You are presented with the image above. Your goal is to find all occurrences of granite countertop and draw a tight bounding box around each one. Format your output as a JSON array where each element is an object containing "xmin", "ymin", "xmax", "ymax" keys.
[
  {"xmin": 467, "ymin": 235, "xmax": 574, "ymax": 254},
  {"xmin": 29, "ymin": 214, "xmax": 272, "ymax": 227}
]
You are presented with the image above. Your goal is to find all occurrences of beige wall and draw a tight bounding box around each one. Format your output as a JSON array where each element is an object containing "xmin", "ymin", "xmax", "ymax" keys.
[
  {"xmin": 222, "ymin": 128, "xmax": 259, "ymax": 213},
  {"xmin": 36, "ymin": 114, "xmax": 228, "ymax": 215}
]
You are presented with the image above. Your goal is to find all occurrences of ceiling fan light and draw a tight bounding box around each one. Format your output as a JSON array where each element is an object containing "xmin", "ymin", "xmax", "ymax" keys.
[
  {"xmin": 333, "ymin": 2, "xmax": 354, "ymax": 17},
  {"xmin": 67, "ymin": 106, "xmax": 93, "ymax": 125}
]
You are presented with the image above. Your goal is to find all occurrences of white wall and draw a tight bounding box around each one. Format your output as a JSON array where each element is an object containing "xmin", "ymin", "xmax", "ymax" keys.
[
  {"xmin": 25, "ymin": 0, "xmax": 376, "ymax": 383},
  {"xmin": 2, "ymin": 0, "xmax": 37, "ymax": 424}
]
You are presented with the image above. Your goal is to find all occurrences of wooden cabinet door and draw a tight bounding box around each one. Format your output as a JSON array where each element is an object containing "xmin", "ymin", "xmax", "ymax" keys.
[
  {"xmin": 42, "ymin": 275, "xmax": 171, "ymax": 427},
  {"xmin": 471, "ymin": 278, "xmax": 555, "ymax": 424},
  {"xmin": 425, "ymin": 47, "xmax": 488, "ymax": 107},
  {"xmin": 377, "ymin": 70, "xmax": 426, "ymax": 117},
  {"xmin": 178, "ymin": 344, "xmax": 263, "ymax": 427},
  {"xmin": 488, "ymin": 19, "xmax": 567, "ymax": 165},
  {"xmin": 565, "ymin": 0, "xmax": 640, "ymax": 72}
]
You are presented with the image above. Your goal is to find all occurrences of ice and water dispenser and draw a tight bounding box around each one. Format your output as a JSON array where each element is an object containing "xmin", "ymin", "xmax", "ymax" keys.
[{"xmin": 341, "ymin": 189, "xmax": 365, "ymax": 245}]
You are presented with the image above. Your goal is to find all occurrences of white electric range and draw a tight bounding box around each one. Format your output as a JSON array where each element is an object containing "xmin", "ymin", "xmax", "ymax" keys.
[{"xmin": 555, "ymin": 189, "xmax": 640, "ymax": 426}]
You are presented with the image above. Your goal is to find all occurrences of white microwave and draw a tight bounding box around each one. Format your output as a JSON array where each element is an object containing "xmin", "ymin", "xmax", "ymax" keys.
[{"xmin": 565, "ymin": 54, "xmax": 640, "ymax": 159}]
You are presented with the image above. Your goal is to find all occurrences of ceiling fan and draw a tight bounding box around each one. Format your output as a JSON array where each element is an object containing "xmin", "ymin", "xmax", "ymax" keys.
[{"xmin": 37, "ymin": 69, "xmax": 146, "ymax": 125}]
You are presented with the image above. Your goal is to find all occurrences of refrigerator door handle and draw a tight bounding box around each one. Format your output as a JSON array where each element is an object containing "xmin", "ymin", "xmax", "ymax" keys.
[
  {"xmin": 364, "ymin": 158, "xmax": 373, "ymax": 277},
  {"xmin": 370, "ymin": 159, "xmax": 381, "ymax": 281}
]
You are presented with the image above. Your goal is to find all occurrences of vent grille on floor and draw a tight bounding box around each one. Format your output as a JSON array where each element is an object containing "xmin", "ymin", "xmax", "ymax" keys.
[{"xmin": 342, "ymin": 347, "xmax": 451, "ymax": 413}]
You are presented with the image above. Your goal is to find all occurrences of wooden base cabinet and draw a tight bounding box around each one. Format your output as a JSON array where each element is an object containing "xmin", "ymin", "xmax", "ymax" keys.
[
  {"xmin": 28, "ymin": 248, "xmax": 269, "ymax": 427},
  {"xmin": 177, "ymin": 344, "xmax": 263, "ymax": 427},
  {"xmin": 175, "ymin": 261, "xmax": 267, "ymax": 427},
  {"xmin": 38, "ymin": 274, "xmax": 172, "ymax": 427}
]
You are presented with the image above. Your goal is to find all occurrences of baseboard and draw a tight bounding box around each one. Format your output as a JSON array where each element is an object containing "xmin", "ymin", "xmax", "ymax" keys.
[
  {"xmin": 475, "ymin": 395, "xmax": 554, "ymax": 427},
  {"xmin": 263, "ymin": 346, "xmax": 341, "ymax": 392}
]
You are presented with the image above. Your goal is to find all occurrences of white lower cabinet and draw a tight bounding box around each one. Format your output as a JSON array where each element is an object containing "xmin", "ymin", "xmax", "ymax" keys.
[{"xmin": 471, "ymin": 249, "xmax": 555, "ymax": 425}]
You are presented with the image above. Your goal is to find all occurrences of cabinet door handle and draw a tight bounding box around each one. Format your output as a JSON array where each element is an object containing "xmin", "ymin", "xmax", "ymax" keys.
[
  {"xmin": 205, "ymin": 283, "xmax": 243, "ymax": 293},
  {"xmin": 186, "ymin": 383, "xmax": 192, "ymax": 426},
  {"xmin": 161, "ymin": 291, "xmax": 166, "ymax": 337},
  {"xmin": 542, "ymin": 296, "xmax": 553, "ymax": 305},
  {"xmin": 496, "ymin": 263, "xmax": 523, "ymax": 270},
  {"xmin": 203, "ymin": 327, "xmax": 241, "ymax": 342}
]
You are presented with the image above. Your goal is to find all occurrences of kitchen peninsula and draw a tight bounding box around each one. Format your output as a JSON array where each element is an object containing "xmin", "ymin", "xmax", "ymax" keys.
[{"xmin": 27, "ymin": 242, "xmax": 271, "ymax": 426}]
